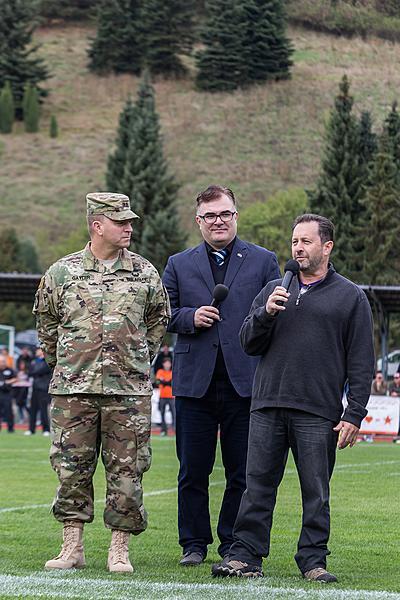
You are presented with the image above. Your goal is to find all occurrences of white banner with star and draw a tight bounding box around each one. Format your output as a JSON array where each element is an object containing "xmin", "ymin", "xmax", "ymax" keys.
[{"xmin": 359, "ymin": 395, "xmax": 400, "ymax": 435}]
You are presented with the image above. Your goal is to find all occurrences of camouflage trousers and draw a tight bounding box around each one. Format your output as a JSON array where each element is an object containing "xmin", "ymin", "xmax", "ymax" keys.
[{"xmin": 49, "ymin": 393, "xmax": 151, "ymax": 534}]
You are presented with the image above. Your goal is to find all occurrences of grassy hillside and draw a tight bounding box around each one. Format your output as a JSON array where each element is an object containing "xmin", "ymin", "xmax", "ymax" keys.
[{"xmin": 1, "ymin": 23, "xmax": 400, "ymax": 268}]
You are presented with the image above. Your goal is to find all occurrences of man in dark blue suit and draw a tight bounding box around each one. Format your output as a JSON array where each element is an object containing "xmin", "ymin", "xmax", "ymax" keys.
[{"xmin": 162, "ymin": 185, "xmax": 280, "ymax": 566}]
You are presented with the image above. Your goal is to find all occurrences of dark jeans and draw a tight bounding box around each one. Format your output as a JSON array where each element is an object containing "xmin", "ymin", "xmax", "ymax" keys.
[
  {"xmin": 229, "ymin": 407, "xmax": 338, "ymax": 573},
  {"xmin": 0, "ymin": 392, "xmax": 14, "ymax": 432},
  {"xmin": 176, "ymin": 380, "xmax": 250, "ymax": 558},
  {"xmin": 29, "ymin": 389, "xmax": 50, "ymax": 433}
]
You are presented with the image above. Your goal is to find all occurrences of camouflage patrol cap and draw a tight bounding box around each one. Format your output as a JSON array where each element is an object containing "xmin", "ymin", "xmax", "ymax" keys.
[{"xmin": 86, "ymin": 192, "xmax": 139, "ymax": 221}]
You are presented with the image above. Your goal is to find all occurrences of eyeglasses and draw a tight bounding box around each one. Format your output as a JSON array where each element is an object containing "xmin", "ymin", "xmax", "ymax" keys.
[{"xmin": 197, "ymin": 210, "xmax": 237, "ymax": 225}]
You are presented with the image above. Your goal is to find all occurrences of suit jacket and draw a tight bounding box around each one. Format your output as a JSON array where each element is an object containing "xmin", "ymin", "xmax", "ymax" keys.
[{"xmin": 162, "ymin": 237, "xmax": 280, "ymax": 398}]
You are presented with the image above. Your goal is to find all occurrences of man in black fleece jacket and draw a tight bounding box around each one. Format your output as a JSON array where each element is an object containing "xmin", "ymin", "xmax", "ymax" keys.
[{"xmin": 212, "ymin": 214, "xmax": 374, "ymax": 583}]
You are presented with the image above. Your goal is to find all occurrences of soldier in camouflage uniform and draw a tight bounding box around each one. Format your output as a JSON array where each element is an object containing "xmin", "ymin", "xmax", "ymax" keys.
[{"xmin": 33, "ymin": 192, "xmax": 170, "ymax": 573}]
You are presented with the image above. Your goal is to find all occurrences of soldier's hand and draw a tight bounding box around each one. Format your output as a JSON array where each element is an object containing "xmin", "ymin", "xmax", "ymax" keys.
[
  {"xmin": 266, "ymin": 286, "xmax": 290, "ymax": 316},
  {"xmin": 194, "ymin": 306, "xmax": 220, "ymax": 328}
]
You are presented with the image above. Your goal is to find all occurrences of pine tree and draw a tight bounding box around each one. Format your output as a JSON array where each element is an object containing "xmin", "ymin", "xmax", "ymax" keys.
[
  {"xmin": 196, "ymin": 0, "xmax": 247, "ymax": 91},
  {"xmin": 308, "ymin": 75, "xmax": 363, "ymax": 279},
  {"xmin": 87, "ymin": 0, "xmax": 143, "ymax": 74},
  {"xmin": 358, "ymin": 111, "xmax": 377, "ymax": 170},
  {"xmin": 106, "ymin": 72, "xmax": 186, "ymax": 272},
  {"xmin": 106, "ymin": 96, "xmax": 135, "ymax": 191},
  {"xmin": 196, "ymin": 0, "xmax": 292, "ymax": 91},
  {"xmin": 40, "ymin": 0, "xmax": 99, "ymax": 20},
  {"xmin": 362, "ymin": 133, "xmax": 400, "ymax": 285},
  {"xmin": 23, "ymin": 84, "xmax": 40, "ymax": 133},
  {"xmin": 0, "ymin": 0, "xmax": 49, "ymax": 117},
  {"xmin": 241, "ymin": 0, "xmax": 293, "ymax": 84},
  {"xmin": 49, "ymin": 114, "xmax": 58, "ymax": 138},
  {"xmin": 140, "ymin": 0, "xmax": 195, "ymax": 77},
  {"xmin": 0, "ymin": 82, "xmax": 15, "ymax": 134},
  {"xmin": 383, "ymin": 101, "xmax": 400, "ymax": 174}
]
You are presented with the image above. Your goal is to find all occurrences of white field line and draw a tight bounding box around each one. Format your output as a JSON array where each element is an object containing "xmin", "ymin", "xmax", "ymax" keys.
[
  {"xmin": 0, "ymin": 480, "xmax": 222, "ymax": 515},
  {"xmin": 2, "ymin": 459, "xmax": 400, "ymax": 515},
  {"xmin": 1, "ymin": 573, "xmax": 400, "ymax": 600}
]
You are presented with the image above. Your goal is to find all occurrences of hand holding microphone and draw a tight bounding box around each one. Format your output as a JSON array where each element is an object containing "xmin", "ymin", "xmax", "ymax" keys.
[
  {"xmin": 266, "ymin": 259, "xmax": 299, "ymax": 316},
  {"xmin": 194, "ymin": 284, "xmax": 229, "ymax": 328}
]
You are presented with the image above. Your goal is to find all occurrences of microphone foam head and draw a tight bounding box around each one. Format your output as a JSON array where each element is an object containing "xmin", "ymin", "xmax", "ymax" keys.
[
  {"xmin": 213, "ymin": 284, "xmax": 229, "ymax": 302},
  {"xmin": 284, "ymin": 259, "xmax": 300, "ymax": 274}
]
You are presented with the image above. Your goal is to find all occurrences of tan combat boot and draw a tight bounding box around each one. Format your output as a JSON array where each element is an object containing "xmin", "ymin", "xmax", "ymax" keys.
[
  {"xmin": 45, "ymin": 520, "xmax": 85, "ymax": 570},
  {"xmin": 107, "ymin": 530, "xmax": 133, "ymax": 573}
]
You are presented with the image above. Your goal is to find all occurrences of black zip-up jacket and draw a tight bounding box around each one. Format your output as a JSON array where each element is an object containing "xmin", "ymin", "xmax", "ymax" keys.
[
  {"xmin": 29, "ymin": 359, "xmax": 52, "ymax": 392},
  {"xmin": 239, "ymin": 266, "xmax": 374, "ymax": 427}
]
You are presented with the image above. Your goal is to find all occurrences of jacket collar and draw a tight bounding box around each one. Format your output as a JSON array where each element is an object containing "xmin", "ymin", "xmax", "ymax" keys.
[
  {"xmin": 193, "ymin": 237, "xmax": 249, "ymax": 293},
  {"xmin": 82, "ymin": 243, "xmax": 133, "ymax": 273}
]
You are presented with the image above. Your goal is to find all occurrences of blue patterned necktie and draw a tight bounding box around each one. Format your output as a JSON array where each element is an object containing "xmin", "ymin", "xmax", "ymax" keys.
[{"xmin": 210, "ymin": 248, "xmax": 228, "ymax": 266}]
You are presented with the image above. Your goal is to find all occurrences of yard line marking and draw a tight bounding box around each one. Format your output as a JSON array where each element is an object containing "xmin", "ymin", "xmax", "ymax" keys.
[
  {"xmin": 0, "ymin": 480, "xmax": 224, "ymax": 515},
  {"xmin": 1, "ymin": 573, "xmax": 400, "ymax": 600},
  {"xmin": 2, "ymin": 458, "xmax": 400, "ymax": 515}
]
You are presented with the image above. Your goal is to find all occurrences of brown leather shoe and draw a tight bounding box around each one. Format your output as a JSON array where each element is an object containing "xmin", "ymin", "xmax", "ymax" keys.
[{"xmin": 303, "ymin": 567, "xmax": 338, "ymax": 583}]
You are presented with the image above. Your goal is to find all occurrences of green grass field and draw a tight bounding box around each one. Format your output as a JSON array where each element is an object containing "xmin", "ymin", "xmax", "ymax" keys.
[{"xmin": 1, "ymin": 432, "xmax": 399, "ymax": 599}]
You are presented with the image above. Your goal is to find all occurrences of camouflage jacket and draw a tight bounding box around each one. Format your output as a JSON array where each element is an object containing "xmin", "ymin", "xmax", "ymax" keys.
[{"xmin": 33, "ymin": 244, "xmax": 170, "ymax": 396}]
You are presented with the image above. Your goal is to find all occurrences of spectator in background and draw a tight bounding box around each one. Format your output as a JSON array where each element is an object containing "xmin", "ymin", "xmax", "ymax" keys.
[
  {"xmin": 0, "ymin": 354, "xmax": 16, "ymax": 432},
  {"xmin": 12, "ymin": 359, "xmax": 31, "ymax": 423},
  {"xmin": 156, "ymin": 357, "xmax": 175, "ymax": 436},
  {"xmin": 371, "ymin": 371, "xmax": 388, "ymax": 396},
  {"xmin": 1, "ymin": 347, "xmax": 14, "ymax": 368},
  {"xmin": 17, "ymin": 346, "xmax": 33, "ymax": 370},
  {"xmin": 153, "ymin": 344, "xmax": 173, "ymax": 380},
  {"xmin": 25, "ymin": 347, "xmax": 52, "ymax": 436},
  {"xmin": 389, "ymin": 372, "xmax": 400, "ymax": 397}
]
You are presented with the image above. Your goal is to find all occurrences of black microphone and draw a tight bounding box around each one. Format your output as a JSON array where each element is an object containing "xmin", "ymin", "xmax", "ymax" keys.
[
  {"xmin": 211, "ymin": 284, "xmax": 229, "ymax": 308},
  {"xmin": 276, "ymin": 259, "xmax": 300, "ymax": 306}
]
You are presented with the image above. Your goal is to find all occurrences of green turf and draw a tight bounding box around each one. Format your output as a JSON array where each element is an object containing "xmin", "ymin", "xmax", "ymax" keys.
[{"xmin": 0, "ymin": 432, "xmax": 399, "ymax": 599}]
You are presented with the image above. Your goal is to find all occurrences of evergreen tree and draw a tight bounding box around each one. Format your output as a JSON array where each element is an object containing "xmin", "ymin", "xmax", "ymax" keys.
[
  {"xmin": 23, "ymin": 84, "xmax": 40, "ymax": 133},
  {"xmin": 241, "ymin": 0, "xmax": 293, "ymax": 84},
  {"xmin": 196, "ymin": 0, "xmax": 248, "ymax": 91},
  {"xmin": 40, "ymin": 0, "xmax": 99, "ymax": 20},
  {"xmin": 358, "ymin": 111, "xmax": 377, "ymax": 170},
  {"xmin": 49, "ymin": 114, "xmax": 58, "ymax": 138},
  {"xmin": 196, "ymin": 0, "xmax": 292, "ymax": 91},
  {"xmin": 140, "ymin": 0, "xmax": 195, "ymax": 77},
  {"xmin": 383, "ymin": 101, "xmax": 400, "ymax": 174},
  {"xmin": 88, "ymin": 0, "xmax": 143, "ymax": 74},
  {"xmin": 107, "ymin": 73, "xmax": 186, "ymax": 272},
  {"xmin": 362, "ymin": 133, "xmax": 400, "ymax": 285},
  {"xmin": 106, "ymin": 96, "xmax": 135, "ymax": 191},
  {"xmin": 0, "ymin": 0, "xmax": 49, "ymax": 117},
  {"xmin": 0, "ymin": 82, "xmax": 15, "ymax": 134},
  {"xmin": 308, "ymin": 75, "xmax": 363, "ymax": 278}
]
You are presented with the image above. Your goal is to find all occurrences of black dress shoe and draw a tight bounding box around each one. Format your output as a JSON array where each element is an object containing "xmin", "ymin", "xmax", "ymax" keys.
[{"xmin": 179, "ymin": 551, "xmax": 205, "ymax": 566}]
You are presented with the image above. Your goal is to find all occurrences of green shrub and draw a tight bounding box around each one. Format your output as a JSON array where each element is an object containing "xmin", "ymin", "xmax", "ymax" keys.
[
  {"xmin": 23, "ymin": 84, "xmax": 40, "ymax": 133},
  {"xmin": 49, "ymin": 114, "xmax": 58, "ymax": 138},
  {"xmin": 0, "ymin": 82, "xmax": 15, "ymax": 134}
]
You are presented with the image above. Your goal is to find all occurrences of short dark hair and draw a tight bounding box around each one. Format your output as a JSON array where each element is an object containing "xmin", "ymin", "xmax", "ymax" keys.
[
  {"xmin": 87, "ymin": 213, "xmax": 105, "ymax": 236},
  {"xmin": 292, "ymin": 213, "xmax": 334, "ymax": 244},
  {"xmin": 196, "ymin": 185, "xmax": 236, "ymax": 208}
]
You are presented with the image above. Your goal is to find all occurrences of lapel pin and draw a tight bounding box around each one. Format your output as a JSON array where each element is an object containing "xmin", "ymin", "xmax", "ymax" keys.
[{"xmin": 237, "ymin": 253, "xmax": 243, "ymax": 258}]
